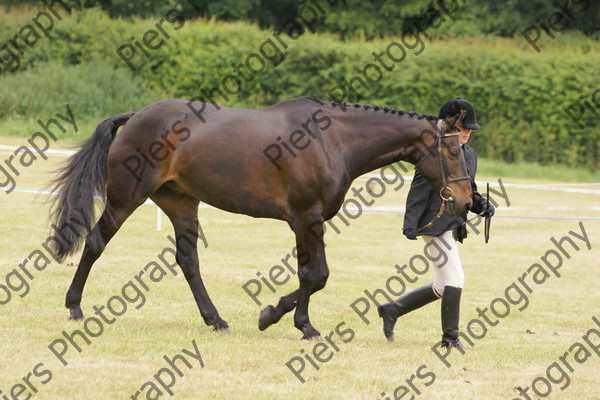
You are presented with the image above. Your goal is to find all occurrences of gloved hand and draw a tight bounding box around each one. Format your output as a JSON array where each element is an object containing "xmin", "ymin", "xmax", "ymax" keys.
[
  {"xmin": 481, "ymin": 202, "xmax": 495, "ymax": 218},
  {"xmin": 403, "ymin": 228, "xmax": 418, "ymax": 240}
]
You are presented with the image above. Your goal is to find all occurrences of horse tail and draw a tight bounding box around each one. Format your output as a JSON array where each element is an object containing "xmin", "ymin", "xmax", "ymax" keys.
[{"xmin": 49, "ymin": 111, "xmax": 135, "ymax": 260}]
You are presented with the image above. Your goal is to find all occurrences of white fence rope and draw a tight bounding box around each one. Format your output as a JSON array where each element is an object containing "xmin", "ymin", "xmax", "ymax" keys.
[{"xmin": 2, "ymin": 145, "xmax": 598, "ymax": 230}]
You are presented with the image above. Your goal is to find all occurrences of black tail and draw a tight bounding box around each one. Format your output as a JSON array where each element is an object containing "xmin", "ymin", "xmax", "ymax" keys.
[{"xmin": 49, "ymin": 112, "xmax": 135, "ymax": 260}]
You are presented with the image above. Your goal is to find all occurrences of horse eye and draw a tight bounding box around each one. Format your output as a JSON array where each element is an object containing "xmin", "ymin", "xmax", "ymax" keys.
[{"xmin": 449, "ymin": 150, "xmax": 459, "ymax": 157}]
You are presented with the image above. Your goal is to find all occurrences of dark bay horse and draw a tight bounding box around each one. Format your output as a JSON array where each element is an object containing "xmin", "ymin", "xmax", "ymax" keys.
[{"xmin": 50, "ymin": 97, "xmax": 471, "ymax": 339}]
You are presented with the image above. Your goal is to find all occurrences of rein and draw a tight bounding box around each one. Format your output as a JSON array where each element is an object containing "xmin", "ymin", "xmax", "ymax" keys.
[{"xmin": 412, "ymin": 120, "xmax": 470, "ymax": 234}]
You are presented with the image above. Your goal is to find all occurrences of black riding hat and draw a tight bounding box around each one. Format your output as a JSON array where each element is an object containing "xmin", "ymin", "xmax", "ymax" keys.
[{"xmin": 438, "ymin": 97, "xmax": 480, "ymax": 130}]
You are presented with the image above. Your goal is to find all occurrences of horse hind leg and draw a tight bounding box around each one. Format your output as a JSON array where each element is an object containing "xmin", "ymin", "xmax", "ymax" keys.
[
  {"xmin": 64, "ymin": 164, "xmax": 156, "ymax": 320},
  {"xmin": 65, "ymin": 197, "xmax": 144, "ymax": 319},
  {"xmin": 150, "ymin": 187, "xmax": 229, "ymax": 332}
]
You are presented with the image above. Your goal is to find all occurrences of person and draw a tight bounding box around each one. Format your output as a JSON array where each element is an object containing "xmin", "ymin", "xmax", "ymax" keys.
[{"xmin": 377, "ymin": 97, "xmax": 495, "ymax": 348}]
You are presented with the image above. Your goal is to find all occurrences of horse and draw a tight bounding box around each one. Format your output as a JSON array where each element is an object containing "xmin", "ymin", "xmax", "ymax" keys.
[{"xmin": 49, "ymin": 96, "xmax": 472, "ymax": 340}]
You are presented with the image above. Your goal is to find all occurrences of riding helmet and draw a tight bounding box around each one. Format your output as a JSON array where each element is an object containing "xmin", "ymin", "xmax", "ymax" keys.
[{"xmin": 438, "ymin": 98, "xmax": 480, "ymax": 130}]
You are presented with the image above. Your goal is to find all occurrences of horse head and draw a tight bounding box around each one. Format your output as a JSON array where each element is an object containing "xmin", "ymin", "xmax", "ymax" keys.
[{"xmin": 415, "ymin": 109, "xmax": 473, "ymax": 218}]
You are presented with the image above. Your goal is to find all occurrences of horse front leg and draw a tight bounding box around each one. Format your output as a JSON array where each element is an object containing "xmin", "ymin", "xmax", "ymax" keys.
[
  {"xmin": 295, "ymin": 223, "xmax": 329, "ymax": 339},
  {"xmin": 258, "ymin": 289, "xmax": 299, "ymax": 331},
  {"xmin": 261, "ymin": 212, "xmax": 329, "ymax": 339}
]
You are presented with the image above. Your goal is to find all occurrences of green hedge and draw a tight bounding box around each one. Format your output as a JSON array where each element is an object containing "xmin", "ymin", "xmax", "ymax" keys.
[
  {"xmin": 0, "ymin": 7, "xmax": 598, "ymax": 168},
  {"xmin": 130, "ymin": 19, "xmax": 600, "ymax": 169},
  {"xmin": 2, "ymin": 0, "xmax": 599, "ymax": 38}
]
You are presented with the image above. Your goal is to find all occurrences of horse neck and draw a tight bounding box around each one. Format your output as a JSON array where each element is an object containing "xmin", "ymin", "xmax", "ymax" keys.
[{"xmin": 331, "ymin": 108, "xmax": 437, "ymax": 179}]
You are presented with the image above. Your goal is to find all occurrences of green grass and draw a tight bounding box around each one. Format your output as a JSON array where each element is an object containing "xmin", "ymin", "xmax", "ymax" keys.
[
  {"xmin": 476, "ymin": 157, "xmax": 600, "ymax": 183},
  {"xmin": 0, "ymin": 138, "xmax": 599, "ymax": 399}
]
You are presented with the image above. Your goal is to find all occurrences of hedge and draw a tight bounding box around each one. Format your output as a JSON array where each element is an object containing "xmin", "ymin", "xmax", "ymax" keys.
[{"xmin": 0, "ymin": 7, "xmax": 598, "ymax": 168}]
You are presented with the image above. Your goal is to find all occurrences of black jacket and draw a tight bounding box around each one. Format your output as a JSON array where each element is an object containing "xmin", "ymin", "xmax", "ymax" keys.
[{"xmin": 403, "ymin": 144, "xmax": 488, "ymax": 240}]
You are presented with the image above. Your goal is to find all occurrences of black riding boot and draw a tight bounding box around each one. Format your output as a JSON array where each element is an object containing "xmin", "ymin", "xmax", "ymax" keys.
[
  {"xmin": 377, "ymin": 284, "xmax": 439, "ymax": 341},
  {"xmin": 440, "ymin": 286, "xmax": 466, "ymax": 349}
]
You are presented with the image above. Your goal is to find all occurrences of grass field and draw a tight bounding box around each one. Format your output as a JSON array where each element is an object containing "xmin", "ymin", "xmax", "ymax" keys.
[{"xmin": 0, "ymin": 136, "xmax": 599, "ymax": 400}]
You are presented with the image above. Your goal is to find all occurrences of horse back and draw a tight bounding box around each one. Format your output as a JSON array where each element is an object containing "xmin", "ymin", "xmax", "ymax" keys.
[{"xmin": 107, "ymin": 98, "xmax": 348, "ymax": 222}]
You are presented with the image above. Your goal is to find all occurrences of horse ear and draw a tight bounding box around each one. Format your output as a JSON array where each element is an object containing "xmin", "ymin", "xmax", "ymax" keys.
[
  {"xmin": 451, "ymin": 109, "xmax": 466, "ymax": 127},
  {"xmin": 442, "ymin": 109, "xmax": 466, "ymax": 132}
]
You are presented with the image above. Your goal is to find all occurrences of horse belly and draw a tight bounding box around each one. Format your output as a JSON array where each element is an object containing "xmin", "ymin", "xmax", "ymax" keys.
[{"xmin": 173, "ymin": 146, "xmax": 290, "ymax": 221}]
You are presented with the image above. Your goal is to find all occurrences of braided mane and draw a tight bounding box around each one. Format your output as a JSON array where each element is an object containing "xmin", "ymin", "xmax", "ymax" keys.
[{"xmin": 305, "ymin": 97, "xmax": 437, "ymax": 121}]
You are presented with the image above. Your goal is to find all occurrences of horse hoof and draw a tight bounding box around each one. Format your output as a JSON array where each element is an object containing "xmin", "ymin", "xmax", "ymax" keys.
[
  {"xmin": 68, "ymin": 306, "xmax": 84, "ymax": 320},
  {"xmin": 258, "ymin": 306, "xmax": 275, "ymax": 331},
  {"xmin": 211, "ymin": 318, "xmax": 230, "ymax": 332},
  {"xmin": 301, "ymin": 327, "xmax": 322, "ymax": 340}
]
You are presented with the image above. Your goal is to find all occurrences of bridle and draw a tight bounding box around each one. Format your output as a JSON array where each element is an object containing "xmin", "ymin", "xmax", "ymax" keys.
[
  {"xmin": 436, "ymin": 119, "xmax": 471, "ymax": 200},
  {"xmin": 412, "ymin": 120, "xmax": 471, "ymax": 233}
]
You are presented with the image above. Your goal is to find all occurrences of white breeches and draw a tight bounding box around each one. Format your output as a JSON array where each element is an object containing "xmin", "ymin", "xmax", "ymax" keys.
[{"xmin": 422, "ymin": 230, "xmax": 464, "ymax": 297}]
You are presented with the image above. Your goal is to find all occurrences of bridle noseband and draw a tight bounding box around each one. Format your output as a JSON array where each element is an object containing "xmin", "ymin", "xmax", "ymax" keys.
[{"xmin": 412, "ymin": 120, "xmax": 471, "ymax": 233}]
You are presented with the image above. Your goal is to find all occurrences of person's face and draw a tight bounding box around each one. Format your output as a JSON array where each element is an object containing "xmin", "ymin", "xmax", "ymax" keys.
[{"xmin": 458, "ymin": 126, "xmax": 472, "ymax": 144}]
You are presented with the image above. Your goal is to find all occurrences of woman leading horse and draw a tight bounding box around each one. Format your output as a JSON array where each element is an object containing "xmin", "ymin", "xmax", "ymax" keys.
[{"xmin": 49, "ymin": 97, "xmax": 472, "ymax": 340}]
